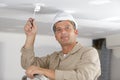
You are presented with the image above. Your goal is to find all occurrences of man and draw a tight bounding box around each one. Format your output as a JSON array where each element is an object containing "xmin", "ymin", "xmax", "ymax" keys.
[{"xmin": 21, "ymin": 12, "xmax": 101, "ymax": 80}]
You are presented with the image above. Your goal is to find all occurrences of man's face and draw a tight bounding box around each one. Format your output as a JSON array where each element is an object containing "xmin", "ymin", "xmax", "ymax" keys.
[{"xmin": 54, "ymin": 20, "xmax": 78, "ymax": 46}]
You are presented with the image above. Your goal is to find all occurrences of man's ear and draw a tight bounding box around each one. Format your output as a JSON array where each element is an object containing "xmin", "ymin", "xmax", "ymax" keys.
[{"xmin": 75, "ymin": 29, "xmax": 78, "ymax": 35}]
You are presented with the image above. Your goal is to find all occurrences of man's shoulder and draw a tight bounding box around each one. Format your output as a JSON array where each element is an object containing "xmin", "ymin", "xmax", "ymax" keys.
[
  {"xmin": 49, "ymin": 51, "xmax": 61, "ymax": 56},
  {"xmin": 81, "ymin": 46, "xmax": 97, "ymax": 52},
  {"xmin": 77, "ymin": 43, "xmax": 97, "ymax": 54}
]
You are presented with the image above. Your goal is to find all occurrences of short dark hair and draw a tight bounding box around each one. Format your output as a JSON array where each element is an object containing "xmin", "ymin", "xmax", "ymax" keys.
[{"xmin": 53, "ymin": 20, "xmax": 76, "ymax": 32}]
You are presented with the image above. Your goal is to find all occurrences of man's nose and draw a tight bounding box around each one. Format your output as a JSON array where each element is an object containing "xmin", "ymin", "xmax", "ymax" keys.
[{"xmin": 61, "ymin": 28, "xmax": 67, "ymax": 34}]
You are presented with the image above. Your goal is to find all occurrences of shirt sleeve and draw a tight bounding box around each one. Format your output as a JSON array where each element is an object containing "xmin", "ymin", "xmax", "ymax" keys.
[
  {"xmin": 55, "ymin": 48, "xmax": 101, "ymax": 80},
  {"xmin": 21, "ymin": 47, "xmax": 50, "ymax": 70}
]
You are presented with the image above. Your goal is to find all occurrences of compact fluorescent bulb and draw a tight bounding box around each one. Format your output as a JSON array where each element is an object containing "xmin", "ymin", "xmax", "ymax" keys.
[
  {"xmin": 34, "ymin": 3, "xmax": 41, "ymax": 12},
  {"xmin": 33, "ymin": 3, "xmax": 41, "ymax": 18}
]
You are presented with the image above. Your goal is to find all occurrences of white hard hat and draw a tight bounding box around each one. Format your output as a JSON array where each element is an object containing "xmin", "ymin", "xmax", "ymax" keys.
[{"xmin": 52, "ymin": 12, "xmax": 78, "ymax": 31}]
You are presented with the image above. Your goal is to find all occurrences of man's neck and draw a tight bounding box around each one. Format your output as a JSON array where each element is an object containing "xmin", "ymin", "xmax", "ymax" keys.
[{"xmin": 61, "ymin": 42, "xmax": 77, "ymax": 54}]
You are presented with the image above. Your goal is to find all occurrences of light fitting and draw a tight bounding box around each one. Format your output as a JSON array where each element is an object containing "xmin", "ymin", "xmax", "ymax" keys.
[{"xmin": 33, "ymin": 3, "xmax": 45, "ymax": 18}]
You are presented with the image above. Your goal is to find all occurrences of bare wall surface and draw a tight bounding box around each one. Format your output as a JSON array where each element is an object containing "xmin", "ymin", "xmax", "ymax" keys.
[
  {"xmin": 111, "ymin": 48, "xmax": 120, "ymax": 80},
  {"xmin": 0, "ymin": 42, "xmax": 4, "ymax": 80}
]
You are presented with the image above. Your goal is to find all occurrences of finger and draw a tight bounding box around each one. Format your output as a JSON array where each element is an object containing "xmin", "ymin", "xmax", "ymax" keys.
[
  {"xmin": 25, "ymin": 18, "xmax": 33, "ymax": 28},
  {"xmin": 28, "ymin": 20, "xmax": 33, "ymax": 28},
  {"xmin": 25, "ymin": 69, "xmax": 34, "ymax": 79},
  {"xmin": 25, "ymin": 66, "xmax": 36, "ymax": 79},
  {"xmin": 24, "ymin": 19, "xmax": 33, "ymax": 31},
  {"xmin": 29, "ymin": 18, "xmax": 34, "ymax": 26},
  {"xmin": 32, "ymin": 19, "xmax": 37, "ymax": 30},
  {"xmin": 24, "ymin": 25, "xmax": 32, "ymax": 32}
]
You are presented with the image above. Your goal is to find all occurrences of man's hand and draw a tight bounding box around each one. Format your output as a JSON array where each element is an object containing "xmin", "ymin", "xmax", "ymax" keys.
[
  {"xmin": 25, "ymin": 66, "xmax": 55, "ymax": 80},
  {"xmin": 24, "ymin": 18, "xmax": 37, "ymax": 36},
  {"xmin": 25, "ymin": 66, "xmax": 43, "ymax": 79}
]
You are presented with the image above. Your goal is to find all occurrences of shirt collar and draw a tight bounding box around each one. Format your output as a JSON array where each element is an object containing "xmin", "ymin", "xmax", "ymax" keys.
[
  {"xmin": 58, "ymin": 42, "xmax": 83, "ymax": 57},
  {"xmin": 68, "ymin": 42, "xmax": 83, "ymax": 55}
]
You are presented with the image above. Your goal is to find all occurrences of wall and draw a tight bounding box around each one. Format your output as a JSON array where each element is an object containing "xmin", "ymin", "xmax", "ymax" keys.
[
  {"xmin": 110, "ymin": 47, "xmax": 120, "ymax": 80},
  {"xmin": 0, "ymin": 42, "xmax": 4, "ymax": 80},
  {"xmin": 106, "ymin": 34, "xmax": 120, "ymax": 80},
  {"xmin": 0, "ymin": 32, "xmax": 25, "ymax": 80},
  {"xmin": 0, "ymin": 32, "xmax": 92, "ymax": 80},
  {"xmin": 106, "ymin": 34, "xmax": 120, "ymax": 49}
]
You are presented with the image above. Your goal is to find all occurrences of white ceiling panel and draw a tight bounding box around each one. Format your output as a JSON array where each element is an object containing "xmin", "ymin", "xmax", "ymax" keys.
[{"xmin": 0, "ymin": 0, "xmax": 120, "ymax": 39}]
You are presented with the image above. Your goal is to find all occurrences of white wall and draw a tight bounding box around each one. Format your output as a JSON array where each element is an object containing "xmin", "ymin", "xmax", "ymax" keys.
[
  {"xmin": 0, "ymin": 32, "xmax": 25, "ymax": 80},
  {"xmin": 0, "ymin": 32, "xmax": 92, "ymax": 80},
  {"xmin": 106, "ymin": 34, "xmax": 120, "ymax": 49},
  {"xmin": 110, "ymin": 48, "xmax": 120, "ymax": 80},
  {"xmin": 106, "ymin": 34, "xmax": 120, "ymax": 80}
]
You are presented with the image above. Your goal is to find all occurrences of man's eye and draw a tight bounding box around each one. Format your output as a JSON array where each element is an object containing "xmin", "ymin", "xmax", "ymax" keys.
[
  {"xmin": 65, "ymin": 26, "xmax": 71, "ymax": 30},
  {"xmin": 66, "ymin": 26, "xmax": 70, "ymax": 29},
  {"xmin": 56, "ymin": 28, "xmax": 61, "ymax": 32}
]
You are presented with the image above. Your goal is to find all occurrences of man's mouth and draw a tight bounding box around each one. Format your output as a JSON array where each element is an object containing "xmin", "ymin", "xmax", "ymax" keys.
[{"xmin": 61, "ymin": 36, "xmax": 69, "ymax": 41}]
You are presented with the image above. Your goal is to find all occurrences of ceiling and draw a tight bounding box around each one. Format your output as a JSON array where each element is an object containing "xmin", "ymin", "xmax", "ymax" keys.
[{"xmin": 0, "ymin": 0, "xmax": 120, "ymax": 39}]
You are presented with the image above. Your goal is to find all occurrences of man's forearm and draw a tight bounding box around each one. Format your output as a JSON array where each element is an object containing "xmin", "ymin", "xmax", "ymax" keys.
[
  {"xmin": 43, "ymin": 69, "xmax": 55, "ymax": 80},
  {"xmin": 24, "ymin": 35, "xmax": 36, "ymax": 49}
]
